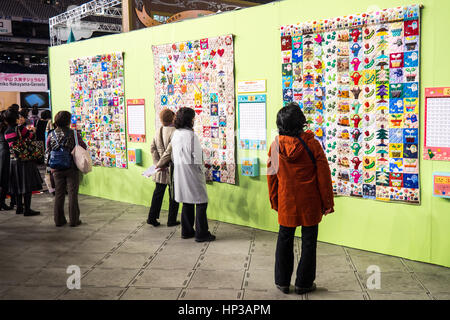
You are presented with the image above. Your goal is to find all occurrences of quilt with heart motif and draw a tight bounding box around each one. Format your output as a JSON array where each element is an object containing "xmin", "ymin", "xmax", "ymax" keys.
[{"xmin": 152, "ymin": 35, "xmax": 235, "ymax": 184}]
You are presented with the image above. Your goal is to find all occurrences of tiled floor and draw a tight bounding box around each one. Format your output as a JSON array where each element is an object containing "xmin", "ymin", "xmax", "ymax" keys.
[{"xmin": 0, "ymin": 193, "xmax": 449, "ymax": 300}]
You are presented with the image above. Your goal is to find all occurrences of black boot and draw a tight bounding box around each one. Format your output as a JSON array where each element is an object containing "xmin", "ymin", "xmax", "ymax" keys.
[
  {"xmin": 23, "ymin": 193, "xmax": 40, "ymax": 216},
  {"xmin": 15, "ymin": 194, "xmax": 23, "ymax": 214}
]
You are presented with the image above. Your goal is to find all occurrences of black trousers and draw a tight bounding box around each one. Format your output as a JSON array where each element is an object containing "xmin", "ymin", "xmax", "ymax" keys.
[
  {"xmin": 181, "ymin": 203, "xmax": 210, "ymax": 240},
  {"xmin": 53, "ymin": 167, "xmax": 80, "ymax": 226},
  {"xmin": 275, "ymin": 224, "xmax": 318, "ymax": 288},
  {"xmin": 148, "ymin": 183, "xmax": 179, "ymax": 224},
  {"xmin": 15, "ymin": 193, "xmax": 32, "ymax": 212}
]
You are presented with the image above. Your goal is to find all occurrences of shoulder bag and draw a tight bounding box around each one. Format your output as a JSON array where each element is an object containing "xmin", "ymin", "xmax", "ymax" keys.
[{"xmin": 72, "ymin": 130, "xmax": 92, "ymax": 174}]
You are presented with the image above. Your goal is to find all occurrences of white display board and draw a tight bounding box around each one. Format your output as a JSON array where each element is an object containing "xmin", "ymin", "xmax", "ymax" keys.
[
  {"xmin": 238, "ymin": 94, "xmax": 267, "ymax": 150},
  {"xmin": 425, "ymin": 97, "xmax": 450, "ymax": 148},
  {"xmin": 424, "ymin": 87, "xmax": 450, "ymax": 161},
  {"xmin": 126, "ymin": 99, "xmax": 146, "ymax": 143}
]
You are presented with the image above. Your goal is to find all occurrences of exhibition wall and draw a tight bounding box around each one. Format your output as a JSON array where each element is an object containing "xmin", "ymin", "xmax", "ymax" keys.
[
  {"xmin": 49, "ymin": 0, "xmax": 450, "ymax": 267},
  {"xmin": 0, "ymin": 92, "xmax": 19, "ymax": 110}
]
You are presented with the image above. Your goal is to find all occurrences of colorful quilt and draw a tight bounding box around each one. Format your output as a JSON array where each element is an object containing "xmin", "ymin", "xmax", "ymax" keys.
[
  {"xmin": 69, "ymin": 52, "xmax": 127, "ymax": 168},
  {"xmin": 152, "ymin": 35, "xmax": 236, "ymax": 184},
  {"xmin": 280, "ymin": 5, "xmax": 420, "ymax": 203}
]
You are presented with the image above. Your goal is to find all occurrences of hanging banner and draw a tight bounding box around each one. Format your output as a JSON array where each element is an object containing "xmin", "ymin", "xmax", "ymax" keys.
[
  {"xmin": 69, "ymin": 52, "xmax": 127, "ymax": 169},
  {"xmin": 280, "ymin": 4, "xmax": 421, "ymax": 204},
  {"xmin": 152, "ymin": 34, "xmax": 236, "ymax": 184},
  {"xmin": 0, "ymin": 73, "xmax": 48, "ymax": 92}
]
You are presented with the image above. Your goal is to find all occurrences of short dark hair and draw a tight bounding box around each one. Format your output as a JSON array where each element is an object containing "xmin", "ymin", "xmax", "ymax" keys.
[
  {"xmin": 276, "ymin": 102, "xmax": 307, "ymax": 137},
  {"xmin": 9, "ymin": 104, "xmax": 20, "ymax": 112},
  {"xmin": 32, "ymin": 105, "xmax": 39, "ymax": 115},
  {"xmin": 41, "ymin": 110, "xmax": 51, "ymax": 120},
  {"xmin": 174, "ymin": 107, "xmax": 195, "ymax": 129},
  {"xmin": 4, "ymin": 109, "xmax": 19, "ymax": 126},
  {"xmin": 54, "ymin": 111, "xmax": 71, "ymax": 128},
  {"xmin": 19, "ymin": 108, "xmax": 29, "ymax": 119}
]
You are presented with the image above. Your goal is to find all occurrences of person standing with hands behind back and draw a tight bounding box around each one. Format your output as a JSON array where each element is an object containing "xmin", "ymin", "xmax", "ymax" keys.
[
  {"xmin": 147, "ymin": 109, "xmax": 180, "ymax": 227},
  {"xmin": 267, "ymin": 103, "xmax": 334, "ymax": 295}
]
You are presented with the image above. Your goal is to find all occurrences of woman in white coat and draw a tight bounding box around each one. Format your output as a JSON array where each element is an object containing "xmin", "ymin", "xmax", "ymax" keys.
[{"xmin": 171, "ymin": 107, "xmax": 215, "ymax": 242}]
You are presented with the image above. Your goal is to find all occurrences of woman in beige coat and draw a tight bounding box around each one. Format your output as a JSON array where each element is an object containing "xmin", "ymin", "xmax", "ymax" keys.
[{"xmin": 147, "ymin": 109, "xmax": 179, "ymax": 227}]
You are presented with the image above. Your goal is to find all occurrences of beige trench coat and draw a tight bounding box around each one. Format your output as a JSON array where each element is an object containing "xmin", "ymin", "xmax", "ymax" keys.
[{"xmin": 150, "ymin": 126, "xmax": 176, "ymax": 184}]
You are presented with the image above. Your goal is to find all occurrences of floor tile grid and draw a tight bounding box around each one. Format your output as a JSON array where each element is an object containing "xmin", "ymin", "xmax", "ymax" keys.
[
  {"xmin": 55, "ymin": 212, "xmax": 148, "ymax": 299},
  {"xmin": 242, "ymin": 230, "xmax": 304, "ymax": 300},
  {"xmin": 0, "ymin": 204, "xmax": 119, "ymax": 299},
  {"xmin": 242, "ymin": 228, "xmax": 303, "ymax": 300},
  {"xmin": 243, "ymin": 229, "xmax": 264, "ymax": 300},
  {"xmin": 177, "ymin": 221, "xmax": 244, "ymax": 299},
  {"xmin": 342, "ymin": 247, "xmax": 432, "ymax": 300},
  {"xmin": 0, "ymin": 209, "xmax": 78, "ymax": 291},
  {"xmin": 0, "ymin": 212, "xmax": 19, "ymax": 225},
  {"xmin": 67, "ymin": 207, "xmax": 135, "ymax": 256},
  {"xmin": 238, "ymin": 226, "xmax": 255, "ymax": 300},
  {"xmin": 400, "ymin": 258, "xmax": 436, "ymax": 300},
  {"xmin": 117, "ymin": 224, "xmax": 182, "ymax": 300},
  {"xmin": 225, "ymin": 221, "xmax": 249, "ymax": 301},
  {"xmin": 305, "ymin": 246, "xmax": 369, "ymax": 300},
  {"xmin": 1, "ymin": 214, "xmax": 99, "ymax": 273},
  {"xmin": 3, "ymin": 194, "xmax": 448, "ymax": 300},
  {"xmin": 345, "ymin": 247, "xmax": 371, "ymax": 300}
]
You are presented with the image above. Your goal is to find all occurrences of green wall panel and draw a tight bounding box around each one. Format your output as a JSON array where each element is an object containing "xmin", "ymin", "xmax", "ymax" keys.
[{"xmin": 49, "ymin": 0, "xmax": 450, "ymax": 267}]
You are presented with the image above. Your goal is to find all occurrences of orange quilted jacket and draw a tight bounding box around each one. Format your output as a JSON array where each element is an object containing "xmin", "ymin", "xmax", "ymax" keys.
[{"xmin": 267, "ymin": 132, "xmax": 334, "ymax": 227}]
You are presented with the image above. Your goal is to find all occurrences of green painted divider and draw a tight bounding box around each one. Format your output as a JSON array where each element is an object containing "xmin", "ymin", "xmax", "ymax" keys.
[{"xmin": 49, "ymin": 0, "xmax": 450, "ymax": 267}]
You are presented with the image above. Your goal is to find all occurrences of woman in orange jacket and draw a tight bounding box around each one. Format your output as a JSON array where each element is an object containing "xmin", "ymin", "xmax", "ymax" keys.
[{"xmin": 267, "ymin": 102, "xmax": 334, "ymax": 295}]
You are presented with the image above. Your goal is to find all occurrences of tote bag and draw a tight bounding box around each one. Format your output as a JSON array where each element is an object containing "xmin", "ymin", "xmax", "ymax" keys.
[
  {"xmin": 10, "ymin": 126, "xmax": 45, "ymax": 162},
  {"xmin": 71, "ymin": 130, "xmax": 92, "ymax": 174}
]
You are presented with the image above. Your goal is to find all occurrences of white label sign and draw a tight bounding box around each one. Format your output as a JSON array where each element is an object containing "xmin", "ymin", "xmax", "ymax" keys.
[
  {"xmin": 237, "ymin": 79, "xmax": 266, "ymax": 93},
  {"xmin": 0, "ymin": 73, "xmax": 48, "ymax": 92},
  {"xmin": 127, "ymin": 103, "xmax": 146, "ymax": 135}
]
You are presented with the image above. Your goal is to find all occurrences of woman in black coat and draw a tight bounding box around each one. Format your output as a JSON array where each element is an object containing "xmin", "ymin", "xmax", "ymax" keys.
[
  {"xmin": 4, "ymin": 109, "xmax": 42, "ymax": 216},
  {"xmin": 0, "ymin": 111, "xmax": 13, "ymax": 211}
]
